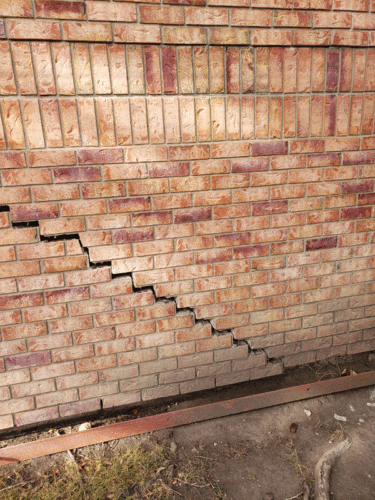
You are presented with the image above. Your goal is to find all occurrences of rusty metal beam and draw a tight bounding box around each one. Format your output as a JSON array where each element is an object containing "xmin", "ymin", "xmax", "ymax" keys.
[{"xmin": 1, "ymin": 370, "xmax": 375, "ymax": 466}]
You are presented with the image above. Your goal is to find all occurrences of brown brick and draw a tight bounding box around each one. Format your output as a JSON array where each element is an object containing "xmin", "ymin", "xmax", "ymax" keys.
[
  {"xmin": 8, "ymin": 19, "xmax": 61, "ymax": 40},
  {"xmin": 114, "ymin": 25, "xmax": 161, "ymax": 44},
  {"xmin": 63, "ymin": 22, "xmax": 111, "ymax": 42},
  {"xmin": 164, "ymin": 27, "xmax": 206, "ymax": 44},
  {"xmin": 87, "ymin": 1, "xmax": 135, "ymax": 22}
]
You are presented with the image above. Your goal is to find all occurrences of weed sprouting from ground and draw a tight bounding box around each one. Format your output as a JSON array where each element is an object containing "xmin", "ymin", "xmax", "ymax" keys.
[
  {"xmin": 329, "ymin": 422, "xmax": 347, "ymax": 443},
  {"xmin": 282, "ymin": 440, "xmax": 309, "ymax": 478}
]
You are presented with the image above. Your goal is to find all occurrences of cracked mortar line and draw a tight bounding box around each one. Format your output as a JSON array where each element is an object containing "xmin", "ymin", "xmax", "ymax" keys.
[{"xmin": 1, "ymin": 213, "xmax": 281, "ymax": 375}]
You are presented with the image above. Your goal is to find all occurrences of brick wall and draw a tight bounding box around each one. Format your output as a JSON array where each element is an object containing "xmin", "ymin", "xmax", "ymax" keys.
[{"xmin": 0, "ymin": 0, "xmax": 375, "ymax": 431}]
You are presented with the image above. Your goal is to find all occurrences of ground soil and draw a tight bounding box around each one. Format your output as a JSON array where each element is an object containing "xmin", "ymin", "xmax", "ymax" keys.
[{"xmin": 160, "ymin": 385, "xmax": 375, "ymax": 499}]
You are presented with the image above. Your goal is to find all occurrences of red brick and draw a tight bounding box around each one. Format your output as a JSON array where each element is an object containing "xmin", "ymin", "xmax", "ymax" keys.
[
  {"xmin": 307, "ymin": 153, "xmax": 340, "ymax": 168},
  {"xmin": 60, "ymin": 199, "xmax": 106, "ymax": 217},
  {"xmin": 8, "ymin": 19, "xmax": 61, "ymax": 40},
  {"xmin": 10, "ymin": 203, "xmax": 59, "ymax": 223},
  {"xmin": 114, "ymin": 25, "xmax": 161, "ymax": 44},
  {"xmin": 6, "ymin": 351, "xmax": 51, "ymax": 371},
  {"xmin": 0, "ymin": 247, "xmax": 16, "ymax": 263},
  {"xmin": 253, "ymin": 200, "xmax": 287, "ymax": 216},
  {"xmin": 290, "ymin": 139, "xmax": 325, "ymax": 154},
  {"xmin": 36, "ymin": 0, "xmax": 85, "ymax": 20},
  {"xmin": 140, "ymin": 5, "xmax": 183, "ymax": 24},
  {"xmin": 342, "ymin": 180, "xmax": 373, "ymax": 194},
  {"xmin": 208, "ymin": 0, "xmax": 247, "ymax": 4},
  {"xmin": 144, "ymin": 46, "xmax": 161, "ymax": 95},
  {"xmin": 253, "ymin": 0, "xmax": 292, "ymax": 6},
  {"xmin": 42, "ymin": 256, "xmax": 87, "ymax": 273},
  {"xmin": 275, "ymin": 11, "xmax": 311, "ymax": 27},
  {"xmin": 163, "ymin": 27, "xmax": 206, "ymax": 44},
  {"xmin": 252, "ymin": 141, "xmax": 288, "ymax": 156},
  {"xmin": 113, "ymin": 228, "xmax": 153, "ymax": 244},
  {"xmin": 210, "ymin": 28, "xmax": 249, "ymax": 45},
  {"xmin": 253, "ymin": 29, "xmax": 291, "ymax": 45},
  {"xmin": 0, "ymin": 0, "xmax": 32, "ymax": 17},
  {"xmin": 0, "ymin": 291, "xmax": 43, "ymax": 311},
  {"xmin": 74, "ymin": 327, "xmax": 114, "ymax": 346},
  {"xmin": 306, "ymin": 237, "xmax": 337, "ymax": 251},
  {"xmin": 78, "ymin": 148, "xmax": 122, "ymax": 165},
  {"xmin": 39, "ymin": 217, "xmax": 85, "ymax": 236},
  {"xmin": 334, "ymin": 0, "xmax": 369, "ymax": 11},
  {"xmin": 59, "ymin": 399, "xmax": 101, "ymax": 417},
  {"xmin": 294, "ymin": 30, "xmax": 330, "ymax": 46},
  {"xmin": 341, "ymin": 207, "xmax": 372, "ymax": 220},
  {"xmin": 230, "ymin": 9, "xmax": 269, "ymax": 27},
  {"xmin": 87, "ymin": 1, "xmax": 135, "ymax": 22},
  {"xmin": 0, "ymin": 42, "xmax": 17, "ymax": 95},
  {"xmin": 0, "ymin": 260, "xmax": 40, "ymax": 279},
  {"xmin": 334, "ymin": 31, "xmax": 368, "ymax": 46},
  {"xmin": 29, "ymin": 150, "xmax": 75, "ymax": 167},
  {"xmin": 87, "ymin": 214, "xmax": 130, "ymax": 230},
  {"xmin": 63, "ymin": 22, "xmax": 111, "ymax": 42},
  {"xmin": 0, "ymin": 310, "xmax": 22, "ymax": 327},
  {"xmin": 294, "ymin": 0, "xmax": 331, "ymax": 7},
  {"xmin": 1, "ymin": 99, "xmax": 25, "ymax": 149}
]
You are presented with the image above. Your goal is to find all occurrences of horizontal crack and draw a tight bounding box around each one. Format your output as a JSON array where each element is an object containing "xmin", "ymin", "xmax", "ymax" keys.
[
  {"xmin": 12, "ymin": 220, "xmax": 39, "ymax": 228},
  {"xmin": 40, "ymin": 232, "xmax": 81, "ymax": 242}
]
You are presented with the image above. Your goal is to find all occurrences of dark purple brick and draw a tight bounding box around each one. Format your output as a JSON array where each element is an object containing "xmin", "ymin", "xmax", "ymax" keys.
[
  {"xmin": 252, "ymin": 200, "xmax": 287, "ymax": 216},
  {"xmin": 324, "ymin": 95, "xmax": 337, "ymax": 137},
  {"xmin": 78, "ymin": 149, "xmax": 123, "ymax": 165},
  {"xmin": 174, "ymin": 207, "xmax": 211, "ymax": 224},
  {"xmin": 149, "ymin": 162, "xmax": 189, "ymax": 178},
  {"xmin": 162, "ymin": 46, "xmax": 177, "ymax": 94},
  {"xmin": 252, "ymin": 141, "xmax": 288, "ymax": 156},
  {"xmin": 6, "ymin": 352, "xmax": 51, "ymax": 371},
  {"xmin": 0, "ymin": 292, "xmax": 43, "ymax": 311},
  {"xmin": 326, "ymin": 48, "xmax": 339, "ymax": 92},
  {"xmin": 113, "ymin": 228, "xmax": 154, "ymax": 244},
  {"xmin": 10, "ymin": 204, "xmax": 59, "ymax": 222},
  {"xmin": 342, "ymin": 180, "xmax": 374, "ymax": 194},
  {"xmin": 306, "ymin": 237, "xmax": 337, "ymax": 252},
  {"xmin": 233, "ymin": 244, "xmax": 269, "ymax": 259},
  {"xmin": 341, "ymin": 206, "xmax": 372, "ymax": 220},
  {"xmin": 215, "ymin": 232, "xmax": 251, "ymax": 247},
  {"xmin": 343, "ymin": 151, "xmax": 375, "ymax": 166},
  {"xmin": 54, "ymin": 167, "xmax": 100, "ymax": 183},
  {"xmin": 108, "ymin": 197, "xmax": 151, "ymax": 213},
  {"xmin": 358, "ymin": 193, "xmax": 375, "ymax": 206}
]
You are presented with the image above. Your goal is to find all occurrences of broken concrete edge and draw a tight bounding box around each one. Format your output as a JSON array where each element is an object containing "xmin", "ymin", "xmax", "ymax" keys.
[{"xmin": 1, "ymin": 370, "xmax": 374, "ymax": 466}]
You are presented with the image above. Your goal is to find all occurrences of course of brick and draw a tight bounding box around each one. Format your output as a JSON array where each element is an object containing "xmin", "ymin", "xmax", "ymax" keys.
[{"xmin": 0, "ymin": 0, "xmax": 375, "ymax": 431}]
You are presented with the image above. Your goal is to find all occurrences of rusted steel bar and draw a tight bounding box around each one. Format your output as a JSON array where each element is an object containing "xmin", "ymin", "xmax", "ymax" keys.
[{"xmin": 1, "ymin": 370, "xmax": 374, "ymax": 466}]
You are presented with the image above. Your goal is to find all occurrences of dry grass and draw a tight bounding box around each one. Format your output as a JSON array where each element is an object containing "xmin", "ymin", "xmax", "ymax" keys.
[
  {"xmin": 0, "ymin": 438, "xmax": 177, "ymax": 500},
  {"xmin": 329, "ymin": 423, "xmax": 347, "ymax": 443},
  {"xmin": 0, "ymin": 437, "xmax": 226, "ymax": 500}
]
